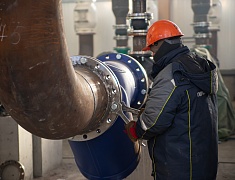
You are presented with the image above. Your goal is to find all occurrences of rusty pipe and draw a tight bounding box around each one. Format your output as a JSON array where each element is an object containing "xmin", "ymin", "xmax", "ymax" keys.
[{"xmin": 0, "ymin": 0, "xmax": 108, "ymax": 139}]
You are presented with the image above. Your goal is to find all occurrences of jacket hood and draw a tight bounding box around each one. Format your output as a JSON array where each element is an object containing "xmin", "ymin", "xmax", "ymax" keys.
[
  {"xmin": 173, "ymin": 54, "xmax": 218, "ymax": 95},
  {"xmin": 151, "ymin": 45, "xmax": 218, "ymax": 95}
]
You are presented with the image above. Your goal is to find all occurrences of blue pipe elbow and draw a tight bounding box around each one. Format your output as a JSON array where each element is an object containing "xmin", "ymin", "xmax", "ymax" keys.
[{"xmin": 69, "ymin": 53, "xmax": 148, "ymax": 179}]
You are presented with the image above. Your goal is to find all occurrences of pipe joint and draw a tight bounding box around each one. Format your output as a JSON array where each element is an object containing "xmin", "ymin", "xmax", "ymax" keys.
[
  {"xmin": 70, "ymin": 56, "xmax": 122, "ymax": 141},
  {"xmin": 127, "ymin": 12, "xmax": 152, "ymax": 30}
]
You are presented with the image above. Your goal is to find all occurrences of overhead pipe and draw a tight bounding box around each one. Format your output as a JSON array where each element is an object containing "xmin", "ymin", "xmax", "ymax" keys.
[
  {"xmin": 191, "ymin": 0, "xmax": 212, "ymax": 47},
  {"xmin": 74, "ymin": 0, "xmax": 96, "ymax": 56},
  {"xmin": 127, "ymin": 0, "xmax": 151, "ymax": 53},
  {"xmin": 127, "ymin": 0, "xmax": 154, "ymax": 79},
  {"xmin": 0, "ymin": 0, "xmax": 108, "ymax": 139},
  {"xmin": 191, "ymin": 0, "xmax": 220, "ymax": 56},
  {"xmin": 112, "ymin": 0, "xmax": 130, "ymax": 54}
]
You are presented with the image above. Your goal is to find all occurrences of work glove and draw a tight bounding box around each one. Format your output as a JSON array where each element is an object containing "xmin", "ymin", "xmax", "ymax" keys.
[{"xmin": 125, "ymin": 121, "xmax": 138, "ymax": 143}]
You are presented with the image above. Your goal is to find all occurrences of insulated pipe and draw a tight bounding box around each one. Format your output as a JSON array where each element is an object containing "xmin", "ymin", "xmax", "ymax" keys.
[
  {"xmin": 112, "ymin": 0, "xmax": 130, "ymax": 54},
  {"xmin": 130, "ymin": 0, "xmax": 149, "ymax": 52},
  {"xmin": 0, "ymin": 0, "xmax": 108, "ymax": 139},
  {"xmin": 191, "ymin": 0, "xmax": 212, "ymax": 47},
  {"xmin": 79, "ymin": 34, "xmax": 94, "ymax": 56},
  {"xmin": 74, "ymin": 0, "xmax": 96, "ymax": 56},
  {"xmin": 127, "ymin": 0, "xmax": 153, "ymax": 79},
  {"xmin": 133, "ymin": 0, "xmax": 147, "ymax": 13},
  {"xmin": 192, "ymin": 0, "xmax": 212, "ymax": 23},
  {"xmin": 191, "ymin": 0, "xmax": 219, "ymax": 57}
]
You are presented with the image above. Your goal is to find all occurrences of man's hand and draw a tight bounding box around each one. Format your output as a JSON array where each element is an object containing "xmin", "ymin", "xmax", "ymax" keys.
[{"xmin": 125, "ymin": 121, "xmax": 138, "ymax": 142}]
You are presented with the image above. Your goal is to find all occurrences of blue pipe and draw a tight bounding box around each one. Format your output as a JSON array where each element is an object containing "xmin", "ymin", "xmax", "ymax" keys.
[
  {"xmin": 69, "ymin": 53, "xmax": 148, "ymax": 179},
  {"xmin": 98, "ymin": 53, "xmax": 148, "ymax": 109}
]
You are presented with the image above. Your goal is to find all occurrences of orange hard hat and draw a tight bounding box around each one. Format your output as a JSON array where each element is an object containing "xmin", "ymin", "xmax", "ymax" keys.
[{"xmin": 142, "ymin": 20, "xmax": 184, "ymax": 51}]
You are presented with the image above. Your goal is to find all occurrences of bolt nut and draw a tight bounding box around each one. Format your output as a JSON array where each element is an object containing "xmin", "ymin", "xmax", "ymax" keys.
[
  {"xmin": 116, "ymin": 54, "xmax": 122, "ymax": 59},
  {"xmin": 80, "ymin": 57, "xmax": 87, "ymax": 64},
  {"xmin": 141, "ymin": 89, "xmax": 146, "ymax": 95},
  {"xmin": 111, "ymin": 103, "xmax": 118, "ymax": 110}
]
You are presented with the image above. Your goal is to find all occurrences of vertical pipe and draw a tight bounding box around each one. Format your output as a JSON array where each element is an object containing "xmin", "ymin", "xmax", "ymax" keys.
[
  {"xmin": 127, "ymin": 0, "xmax": 153, "ymax": 78},
  {"xmin": 79, "ymin": 34, "xmax": 94, "ymax": 56},
  {"xmin": 112, "ymin": 0, "xmax": 130, "ymax": 54},
  {"xmin": 191, "ymin": 0, "xmax": 220, "ymax": 61},
  {"xmin": 131, "ymin": 0, "xmax": 148, "ymax": 52},
  {"xmin": 132, "ymin": 0, "xmax": 147, "ymax": 13},
  {"xmin": 74, "ymin": 0, "xmax": 96, "ymax": 56}
]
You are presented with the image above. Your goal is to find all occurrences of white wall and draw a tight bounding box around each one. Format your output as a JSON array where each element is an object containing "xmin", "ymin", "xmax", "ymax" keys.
[
  {"xmin": 170, "ymin": 0, "xmax": 235, "ymax": 70},
  {"xmin": 217, "ymin": 0, "xmax": 235, "ymax": 69},
  {"xmin": 19, "ymin": 126, "xmax": 33, "ymax": 179},
  {"xmin": 41, "ymin": 139, "xmax": 63, "ymax": 174},
  {"xmin": 170, "ymin": 0, "xmax": 194, "ymax": 38}
]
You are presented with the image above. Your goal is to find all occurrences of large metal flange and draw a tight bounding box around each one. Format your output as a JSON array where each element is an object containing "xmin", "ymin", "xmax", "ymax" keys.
[
  {"xmin": 193, "ymin": 33, "xmax": 212, "ymax": 38},
  {"xmin": 97, "ymin": 53, "xmax": 149, "ymax": 109},
  {"xmin": 113, "ymin": 35, "xmax": 129, "ymax": 40},
  {"xmin": 0, "ymin": 160, "xmax": 25, "ymax": 180},
  {"xmin": 127, "ymin": 12, "xmax": 153, "ymax": 21},
  {"xmin": 113, "ymin": 24, "xmax": 129, "ymax": 30},
  {"xmin": 127, "ymin": 29, "xmax": 147, "ymax": 36},
  {"xmin": 70, "ymin": 56, "xmax": 122, "ymax": 141},
  {"xmin": 128, "ymin": 51, "xmax": 152, "ymax": 56},
  {"xmin": 192, "ymin": 21, "xmax": 211, "ymax": 28}
]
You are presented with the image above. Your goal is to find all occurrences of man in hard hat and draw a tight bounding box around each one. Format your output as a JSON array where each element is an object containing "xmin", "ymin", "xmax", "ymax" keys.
[{"xmin": 125, "ymin": 20, "xmax": 218, "ymax": 179}]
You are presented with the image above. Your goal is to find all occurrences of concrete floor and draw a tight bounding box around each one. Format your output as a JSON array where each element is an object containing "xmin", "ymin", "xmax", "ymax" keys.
[
  {"xmin": 217, "ymin": 137, "xmax": 235, "ymax": 179},
  {"xmin": 33, "ymin": 136, "xmax": 235, "ymax": 180}
]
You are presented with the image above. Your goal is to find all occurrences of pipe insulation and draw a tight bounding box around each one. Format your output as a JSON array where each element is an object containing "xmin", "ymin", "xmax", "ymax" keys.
[
  {"xmin": 112, "ymin": 0, "xmax": 130, "ymax": 53},
  {"xmin": 0, "ymin": 0, "xmax": 109, "ymax": 139}
]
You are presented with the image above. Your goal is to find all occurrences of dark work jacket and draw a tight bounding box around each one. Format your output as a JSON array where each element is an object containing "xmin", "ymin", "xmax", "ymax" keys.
[{"xmin": 136, "ymin": 46, "xmax": 218, "ymax": 180}]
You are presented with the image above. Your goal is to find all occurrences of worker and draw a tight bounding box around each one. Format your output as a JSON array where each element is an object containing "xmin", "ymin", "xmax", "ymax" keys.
[{"xmin": 125, "ymin": 19, "xmax": 218, "ymax": 180}]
